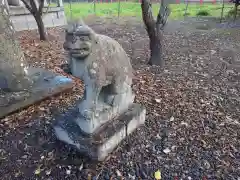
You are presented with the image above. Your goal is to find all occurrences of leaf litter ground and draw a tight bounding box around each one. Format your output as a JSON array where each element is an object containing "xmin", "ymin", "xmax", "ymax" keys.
[{"xmin": 0, "ymin": 17, "xmax": 240, "ymax": 179}]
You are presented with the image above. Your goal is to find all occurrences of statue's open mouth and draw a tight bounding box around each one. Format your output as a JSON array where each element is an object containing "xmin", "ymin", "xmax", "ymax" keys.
[{"xmin": 70, "ymin": 48, "xmax": 89, "ymax": 57}]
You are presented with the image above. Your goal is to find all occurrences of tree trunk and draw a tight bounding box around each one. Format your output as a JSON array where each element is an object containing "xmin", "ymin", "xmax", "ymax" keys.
[
  {"xmin": 21, "ymin": 0, "xmax": 48, "ymax": 41},
  {"xmin": 148, "ymin": 25, "xmax": 164, "ymax": 66},
  {"xmin": 34, "ymin": 13, "xmax": 47, "ymax": 41},
  {"xmin": 0, "ymin": 0, "xmax": 32, "ymax": 91},
  {"xmin": 233, "ymin": 3, "xmax": 239, "ymax": 21},
  {"xmin": 141, "ymin": 0, "xmax": 164, "ymax": 66}
]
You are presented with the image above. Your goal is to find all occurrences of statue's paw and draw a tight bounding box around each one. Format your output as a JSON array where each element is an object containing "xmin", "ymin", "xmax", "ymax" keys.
[
  {"xmin": 81, "ymin": 110, "xmax": 92, "ymax": 119},
  {"xmin": 60, "ymin": 64, "xmax": 72, "ymax": 75},
  {"xmin": 81, "ymin": 109, "xmax": 99, "ymax": 119},
  {"xmin": 105, "ymin": 95, "xmax": 115, "ymax": 106}
]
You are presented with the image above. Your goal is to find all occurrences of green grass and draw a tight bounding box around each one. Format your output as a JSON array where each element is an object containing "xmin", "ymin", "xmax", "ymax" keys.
[
  {"xmin": 196, "ymin": 9, "xmax": 210, "ymax": 16},
  {"xmin": 227, "ymin": 8, "xmax": 240, "ymax": 18},
  {"xmin": 62, "ymin": 2, "xmax": 234, "ymax": 20}
]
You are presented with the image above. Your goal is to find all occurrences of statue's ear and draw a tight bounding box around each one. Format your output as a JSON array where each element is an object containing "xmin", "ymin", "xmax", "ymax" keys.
[
  {"xmin": 65, "ymin": 24, "xmax": 73, "ymax": 34},
  {"xmin": 76, "ymin": 19, "xmax": 85, "ymax": 27},
  {"xmin": 66, "ymin": 20, "xmax": 75, "ymax": 32}
]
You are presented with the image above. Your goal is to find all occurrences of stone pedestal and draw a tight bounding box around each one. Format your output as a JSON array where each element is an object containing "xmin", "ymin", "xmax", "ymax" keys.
[
  {"xmin": 7, "ymin": 0, "xmax": 23, "ymax": 6},
  {"xmin": 53, "ymin": 74, "xmax": 146, "ymax": 161},
  {"xmin": 53, "ymin": 103, "xmax": 146, "ymax": 161}
]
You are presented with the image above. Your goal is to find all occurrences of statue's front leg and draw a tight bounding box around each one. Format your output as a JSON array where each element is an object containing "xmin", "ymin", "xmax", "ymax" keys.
[
  {"xmin": 110, "ymin": 76, "xmax": 133, "ymax": 107},
  {"xmin": 86, "ymin": 81, "xmax": 101, "ymax": 107},
  {"xmin": 80, "ymin": 81, "xmax": 101, "ymax": 119}
]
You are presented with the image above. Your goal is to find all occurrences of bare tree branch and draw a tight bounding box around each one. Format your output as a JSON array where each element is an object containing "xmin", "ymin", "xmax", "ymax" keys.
[
  {"xmin": 156, "ymin": 0, "xmax": 170, "ymax": 30},
  {"xmin": 21, "ymin": 0, "xmax": 34, "ymax": 14},
  {"xmin": 20, "ymin": 0, "xmax": 48, "ymax": 40},
  {"xmin": 29, "ymin": 0, "xmax": 38, "ymax": 15},
  {"xmin": 141, "ymin": 0, "xmax": 170, "ymax": 66},
  {"xmin": 39, "ymin": 0, "xmax": 45, "ymax": 15},
  {"xmin": 141, "ymin": 0, "xmax": 155, "ymax": 32},
  {"xmin": 43, "ymin": 1, "xmax": 51, "ymax": 16}
]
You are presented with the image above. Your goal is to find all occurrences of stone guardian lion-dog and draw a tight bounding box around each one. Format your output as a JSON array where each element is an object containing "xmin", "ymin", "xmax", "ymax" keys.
[
  {"xmin": 54, "ymin": 20, "xmax": 146, "ymax": 161},
  {"xmin": 62, "ymin": 21, "xmax": 135, "ymax": 134}
]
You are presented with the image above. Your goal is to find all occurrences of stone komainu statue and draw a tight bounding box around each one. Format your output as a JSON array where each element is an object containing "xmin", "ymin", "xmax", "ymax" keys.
[
  {"xmin": 54, "ymin": 21, "xmax": 146, "ymax": 162},
  {"xmin": 61, "ymin": 21, "xmax": 136, "ymax": 134},
  {"xmin": 62, "ymin": 21, "xmax": 134, "ymax": 119}
]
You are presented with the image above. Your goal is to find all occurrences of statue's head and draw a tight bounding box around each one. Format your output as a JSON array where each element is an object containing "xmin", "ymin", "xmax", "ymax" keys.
[{"xmin": 63, "ymin": 20, "xmax": 95, "ymax": 59}]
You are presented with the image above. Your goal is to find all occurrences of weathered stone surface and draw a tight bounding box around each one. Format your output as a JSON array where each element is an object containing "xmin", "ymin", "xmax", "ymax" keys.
[
  {"xmin": 0, "ymin": 67, "xmax": 73, "ymax": 119},
  {"xmin": 75, "ymin": 87, "xmax": 135, "ymax": 134},
  {"xmin": 62, "ymin": 21, "xmax": 135, "ymax": 134},
  {"xmin": 54, "ymin": 103, "xmax": 146, "ymax": 161}
]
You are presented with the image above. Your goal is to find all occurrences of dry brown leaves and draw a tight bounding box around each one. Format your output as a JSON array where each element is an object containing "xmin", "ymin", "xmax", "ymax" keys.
[{"xmin": 0, "ymin": 18, "xmax": 240, "ymax": 179}]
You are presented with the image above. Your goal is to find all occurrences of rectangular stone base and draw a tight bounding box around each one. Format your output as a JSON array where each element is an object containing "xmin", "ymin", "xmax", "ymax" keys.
[
  {"xmin": 53, "ymin": 103, "xmax": 146, "ymax": 161},
  {"xmin": 0, "ymin": 67, "xmax": 73, "ymax": 119}
]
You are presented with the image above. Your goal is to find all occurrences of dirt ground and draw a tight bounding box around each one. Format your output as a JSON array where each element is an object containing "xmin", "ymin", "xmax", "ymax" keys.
[{"xmin": 0, "ymin": 17, "xmax": 240, "ymax": 179}]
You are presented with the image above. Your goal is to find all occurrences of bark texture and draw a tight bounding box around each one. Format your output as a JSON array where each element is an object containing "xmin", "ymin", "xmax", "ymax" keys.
[
  {"xmin": 21, "ymin": 0, "xmax": 47, "ymax": 41},
  {"xmin": 34, "ymin": 13, "xmax": 46, "ymax": 40},
  {"xmin": 141, "ymin": 0, "xmax": 170, "ymax": 66},
  {"xmin": 0, "ymin": 0, "xmax": 32, "ymax": 91}
]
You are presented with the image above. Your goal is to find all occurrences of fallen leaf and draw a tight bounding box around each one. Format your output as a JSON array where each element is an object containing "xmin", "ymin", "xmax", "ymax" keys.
[
  {"xmin": 34, "ymin": 167, "xmax": 41, "ymax": 175},
  {"xmin": 154, "ymin": 170, "xmax": 161, "ymax": 180},
  {"xmin": 66, "ymin": 169, "xmax": 71, "ymax": 175},
  {"xmin": 116, "ymin": 169, "xmax": 122, "ymax": 177},
  {"xmin": 163, "ymin": 148, "xmax": 171, "ymax": 154},
  {"xmin": 79, "ymin": 163, "xmax": 83, "ymax": 171},
  {"xmin": 170, "ymin": 116, "xmax": 174, "ymax": 122},
  {"xmin": 45, "ymin": 169, "xmax": 51, "ymax": 175}
]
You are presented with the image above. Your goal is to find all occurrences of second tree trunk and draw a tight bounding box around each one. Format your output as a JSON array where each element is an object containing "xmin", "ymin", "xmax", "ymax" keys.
[{"xmin": 34, "ymin": 14, "xmax": 47, "ymax": 41}]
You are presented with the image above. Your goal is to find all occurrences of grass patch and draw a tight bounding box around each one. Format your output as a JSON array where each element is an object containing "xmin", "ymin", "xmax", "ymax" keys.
[
  {"xmin": 196, "ymin": 10, "xmax": 210, "ymax": 16},
  {"xmin": 62, "ymin": 2, "xmax": 234, "ymax": 20},
  {"xmin": 227, "ymin": 8, "xmax": 240, "ymax": 18}
]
